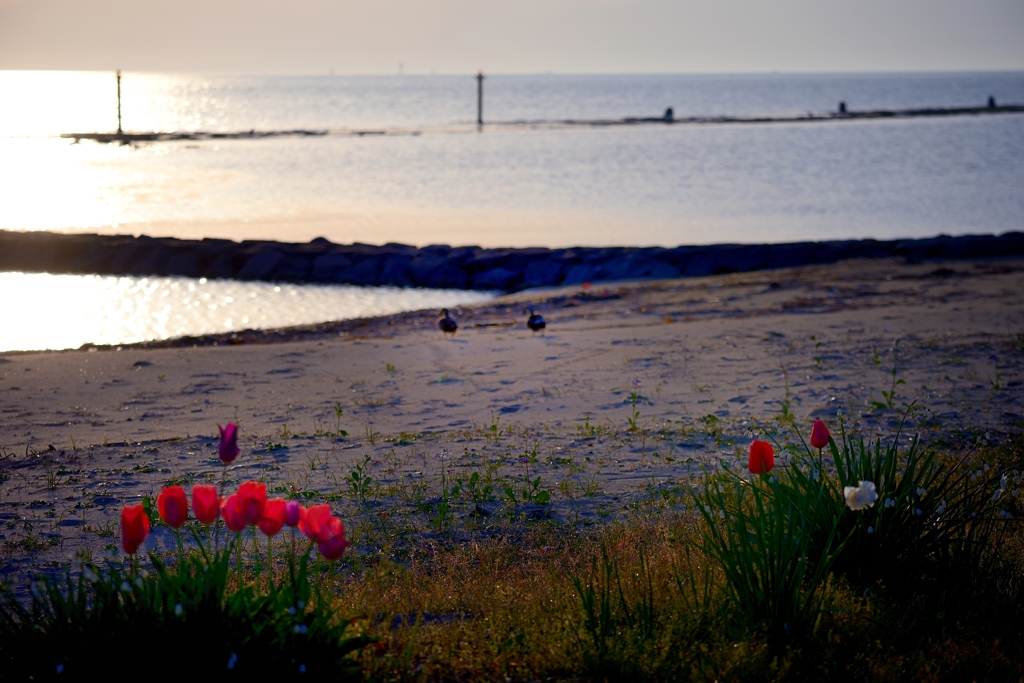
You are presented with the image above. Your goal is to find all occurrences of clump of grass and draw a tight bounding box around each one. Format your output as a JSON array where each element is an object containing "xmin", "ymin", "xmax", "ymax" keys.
[
  {"xmin": 0, "ymin": 547, "xmax": 373, "ymax": 677},
  {"xmin": 780, "ymin": 413, "xmax": 1014, "ymax": 589}
]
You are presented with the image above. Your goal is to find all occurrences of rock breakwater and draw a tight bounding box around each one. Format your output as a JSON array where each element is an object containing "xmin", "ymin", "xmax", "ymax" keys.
[{"xmin": 2, "ymin": 230, "xmax": 1023, "ymax": 292}]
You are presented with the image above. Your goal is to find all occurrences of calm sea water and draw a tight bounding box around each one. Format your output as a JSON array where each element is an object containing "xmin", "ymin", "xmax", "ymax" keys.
[
  {"xmin": 1, "ymin": 71, "xmax": 1023, "ymax": 350},
  {"xmin": 0, "ymin": 273, "xmax": 491, "ymax": 353}
]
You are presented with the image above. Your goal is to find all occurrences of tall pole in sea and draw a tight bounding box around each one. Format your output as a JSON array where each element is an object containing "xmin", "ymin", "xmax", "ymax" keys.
[
  {"xmin": 116, "ymin": 70, "xmax": 123, "ymax": 134},
  {"xmin": 476, "ymin": 70, "xmax": 484, "ymax": 127}
]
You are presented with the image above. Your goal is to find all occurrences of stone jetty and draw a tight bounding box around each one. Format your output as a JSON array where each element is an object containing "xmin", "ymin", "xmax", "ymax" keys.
[{"xmin": 1, "ymin": 230, "xmax": 1023, "ymax": 292}]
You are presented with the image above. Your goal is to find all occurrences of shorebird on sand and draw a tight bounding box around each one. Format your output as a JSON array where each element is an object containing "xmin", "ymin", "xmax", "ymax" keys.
[
  {"xmin": 438, "ymin": 308, "xmax": 458, "ymax": 338},
  {"xmin": 525, "ymin": 306, "xmax": 546, "ymax": 334}
]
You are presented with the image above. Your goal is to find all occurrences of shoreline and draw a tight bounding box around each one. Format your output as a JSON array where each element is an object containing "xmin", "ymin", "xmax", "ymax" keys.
[{"xmin": 2, "ymin": 256, "xmax": 1022, "ymax": 448}]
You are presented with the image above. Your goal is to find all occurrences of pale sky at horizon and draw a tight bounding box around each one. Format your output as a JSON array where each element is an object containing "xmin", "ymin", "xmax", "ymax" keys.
[{"xmin": 1, "ymin": 0, "xmax": 1023, "ymax": 75}]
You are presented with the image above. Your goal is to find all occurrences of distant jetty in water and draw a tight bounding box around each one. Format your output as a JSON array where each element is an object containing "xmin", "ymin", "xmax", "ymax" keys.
[
  {"xmin": 61, "ymin": 102, "xmax": 1024, "ymax": 144},
  {"xmin": 2, "ymin": 230, "xmax": 1024, "ymax": 293}
]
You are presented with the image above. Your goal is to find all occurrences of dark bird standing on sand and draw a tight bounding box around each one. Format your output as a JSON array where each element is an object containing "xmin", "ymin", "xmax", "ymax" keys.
[
  {"xmin": 439, "ymin": 308, "xmax": 458, "ymax": 338},
  {"xmin": 525, "ymin": 307, "xmax": 546, "ymax": 334}
]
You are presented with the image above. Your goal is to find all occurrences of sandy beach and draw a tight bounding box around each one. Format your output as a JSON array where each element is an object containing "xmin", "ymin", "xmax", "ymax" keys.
[{"xmin": 2, "ymin": 256, "xmax": 1023, "ymax": 582}]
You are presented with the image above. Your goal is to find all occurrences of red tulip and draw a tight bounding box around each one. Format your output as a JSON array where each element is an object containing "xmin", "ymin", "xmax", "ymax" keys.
[
  {"xmin": 192, "ymin": 485, "xmax": 220, "ymax": 525},
  {"xmin": 810, "ymin": 419, "xmax": 831, "ymax": 450},
  {"xmin": 218, "ymin": 422, "xmax": 240, "ymax": 464},
  {"xmin": 298, "ymin": 504, "xmax": 332, "ymax": 541},
  {"xmin": 748, "ymin": 440, "xmax": 775, "ymax": 475},
  {"xmin": 258, "ymin": 498, "xmax": 287, "ymax": 537},
  {"xmin": 121, "ymin": 504, "xmax": 150, "ymax": 555},
  {"xmin": 157, "ymin": 486, "xmax": 189, "ymax": 529},
  {"xmin": 317, "ymin": 516, "xmax": 351, "ymax": 561},
  {"xmin": 284, "ymin": 501, "xmax": 302, "ymax": 527},
  {"xmin": 236, "ymin": 481, "xmax": 267, "ymax": 525},
  {"xmin": 221, "ymin": 495, "xmax": 247, "ymax": 533}
]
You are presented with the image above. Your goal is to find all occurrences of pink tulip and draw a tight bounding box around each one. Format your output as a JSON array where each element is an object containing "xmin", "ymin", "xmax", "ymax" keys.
[
  {"xmin": 258, "ymin": 498, "xmax": 286, "ymax": 537},
  {"xmin": 221, "ymin": 495, "xmax": 247, "ymax": 533},
  {"xmin": 121, "ymin": 505, "xmax": 150, "ymax": 555},
  {"xmin": 810, "ymin": 419, "xmax": 831, "ymax": 450},
  {"xmin": 748, "ymin": 440, "xmax": 775, "ymax": 475},
  {"xmin": 299, "ymin": 504, "xmax": 332, "ymax": 541},
  {"xmin": 317, "ymin": 517, "xmax": 351, "ymax": 561},
  {"xmin": 236, "ymin": 481, "xmax": 267, "ymax": 526},
  {"xmin": 192, "ymin": 485, "xmax": 220, "ymax": 525},
  {"xmin": 157, "ymin": 486, "xmax": 189, "ymax": 529}
]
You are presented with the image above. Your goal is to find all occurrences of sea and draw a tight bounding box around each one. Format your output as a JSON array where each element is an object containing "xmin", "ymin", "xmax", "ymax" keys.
[{"xmin": 1, "ymin": 70, "xmax": 1023, "ymax": 351}]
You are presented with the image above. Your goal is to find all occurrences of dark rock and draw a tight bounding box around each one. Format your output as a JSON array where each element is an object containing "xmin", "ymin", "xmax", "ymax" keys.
[
  {"xmin": 379, "ymin": 256, "xmax": 413, "ymax": 287},
  {"xmin": 463, "ymin": 250, "xmax": 512, "ymax": 273},
  {"xmin": 66, "ymin": 242, "xmax": 117, "ymax": 274},
  {"xmin": 502, "ymin": 248, "xmax": 559, "ymax": 272},
  {"xmin": 381, "ymin": 242, "xmax": 420, "ymax": 256},
  {"xmin": 346, "ymin": 258, "xmax": 381, "ymax": 286},
  {"xmin": 938, "ymin": 235, "xmax": 1003, "ymax": 260},
  {"xmin": 473, "ymin": 267, "xmax": 519, "ymax": 290},
  {"xmin": 127, "ymin": 248, "xmax": 170, "ymax": 276},
  {"xmin": 271, "ymin": 255, "xmax": 312, "ymax": 281},
  {"xmin": 311, "ymin": 253, "xmax": 353, "ymax": 282},
  {"xmin": 237, "ymin": 250, "xmax": 286, "ymax": 280},
  {"xmin": 712, "ymin": 246, "xmax": 768, "ymax": 274},
  {"xmin": 204, "ymin": 252, "xmax": 238, "ymax": 279},
  {"xmin": 683, "ymin": 253, "xmax": 715, "ymax": 277},
  {"xmin": 409, "ymin": 255, "xmax": 449, "ymax": 285},
  {"xmin": 562, "ymin": 263, "xmax": 598, "ymax": 285},
  {"xmin": 166, "ymin": 251, "xmax": 203, "ymax": 278},
  {"xmin": 766, "ymin": 243, "xmax": 816, "ymax": 270},
  {"xmin": 600, "ymin": 255, "xmax": 680, "ymax": 281},
  {"xmin": 110, "ymin": 245, "xmax": 145, "ymax": 273},
  {"xmin": 522, "ymin": 260, "xmax": 564, "ymax": 288},
  {"xmin": 648, "ymin": 260, "xmax": 682, "ymax": 279},
  {"xmin": 812, "ymin": 240, "xmax": 882, "ymax": 265},
  {"xmin": 427, "ymin": 265, "xmax": 469, "ymax": 289}
]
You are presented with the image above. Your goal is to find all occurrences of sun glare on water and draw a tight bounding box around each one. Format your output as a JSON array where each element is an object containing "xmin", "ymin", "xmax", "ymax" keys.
[{"xmin": 0, "ymin": 272, "xmax": 493, "ymax": 353}]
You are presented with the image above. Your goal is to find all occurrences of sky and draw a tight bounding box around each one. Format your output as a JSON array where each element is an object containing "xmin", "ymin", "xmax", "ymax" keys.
[{"xmin": 1, "ymin": 0, "xmax": 1023, "ymax": 74}]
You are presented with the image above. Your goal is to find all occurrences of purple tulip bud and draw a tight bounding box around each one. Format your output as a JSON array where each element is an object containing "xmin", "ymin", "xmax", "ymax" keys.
[
  {"xmin": 218, "ymin": 422, "xmax": 240, "ymax": 464},
  {"xmin": 285, "ymin": 500, "xmax": 301, "ymax": 527}
]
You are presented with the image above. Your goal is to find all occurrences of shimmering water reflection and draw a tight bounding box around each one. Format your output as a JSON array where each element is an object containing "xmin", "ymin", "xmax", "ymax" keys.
[{"xmin": 0, "ymin": 272, "xmax": 494, "ymax": 353}]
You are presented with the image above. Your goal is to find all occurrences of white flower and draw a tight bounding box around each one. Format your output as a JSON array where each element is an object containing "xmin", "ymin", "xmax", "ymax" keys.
[
  {"xmin": 288, "ymin": 607, "xmax": 297, "ymax": 615},
  {"xmin": 83, "ymin": 568, "xmax": 99, "ymax": 583},
  {"xmin": 120, "ymin": 581, "xmax": 132, "ymax": 593},
  {"xmin": 844, "ymin": 481, "xmax": 878, "ymax": 511},
  {"xmin": 134, "ymin": 577, "xmax": 143, "ymax": 588},
  {"xmin": 884, "ymin": 498, "xmax": 895, "ymax": 509},
  {"xmin": 916, "ymin": 488, "xmax": 927, "ymax": 497},
  {"xmin": 937, "ymin": 501, "xmax": 947, "ymax": 514},
  {"xmin": 866, "ymin": 526, "xmax": 874, "ymax": 534},
  {"xmin": 174, "ymin": 604, "xmax": 183, "ymax": 617}
]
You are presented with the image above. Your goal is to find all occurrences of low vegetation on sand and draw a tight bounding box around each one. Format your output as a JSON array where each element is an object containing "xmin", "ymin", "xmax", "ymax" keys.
[{"xmin": 2, "ymin": 416, "xmax": 1023, "ymax": 681}]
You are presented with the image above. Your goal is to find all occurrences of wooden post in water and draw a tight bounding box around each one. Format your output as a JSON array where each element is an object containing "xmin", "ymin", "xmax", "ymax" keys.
[
  {"xmin": 476, "ymin": 71, "xmax": 484, "ymax": 126},
  {"xmin": 116, "ymin": 70, "xmax": 123, "ymax": 134}
]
